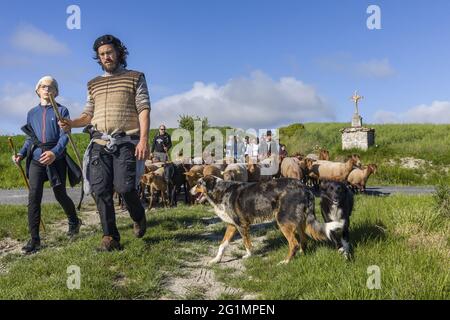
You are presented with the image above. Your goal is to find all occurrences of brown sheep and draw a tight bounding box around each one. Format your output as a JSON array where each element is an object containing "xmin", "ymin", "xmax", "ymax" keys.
[
  {"xmin": 347, "ymin": 164, "xmax": 378, "ymax": 192},
  {"xmin": 140, "ymin": 172, "xmax": 168, "ymax": 209},
  {"xmin": 307, "ymin": 157, "xmax": 358, "ymax": 182},
  {"xmin": 184, "ymin": 165, "xmax": 205, "ymax": 188},
  {"xmin": 319, "ymin": 149, "xmax": 330, "ymax": 160},
  {"xmin": 203, "ymin": 165, "xmax": 223, "ymax": 178},
  {"xmin": 247, "ymin": 163, "xmax": 261, "ymax": 182},
  {"xmin": 280, "ymin": 157, "xmax": 304, "ymax": 180},
  {"xmin": 223, "ymin": 163, "xmax": 248, "ymax": 182}
]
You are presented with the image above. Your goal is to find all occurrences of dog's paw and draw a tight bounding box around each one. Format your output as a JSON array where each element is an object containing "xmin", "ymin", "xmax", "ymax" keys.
[
  {"xmin": 242, "ymin": 253, "xmax": 252, "ymax": 259},
  {"xmin": 208, "ymin": 257, "xmax": 221, "ymax": 265},
  {"xmin": 338, "ymin": 247, "xmax": 351, "ymax": 260},
  {"xmin": 277, "ymin": 259, "xmax": 289, "ymax": 266}
]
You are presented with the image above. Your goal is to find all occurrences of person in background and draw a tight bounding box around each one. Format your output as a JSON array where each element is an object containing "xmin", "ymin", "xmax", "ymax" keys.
[{"xmin": 151, "ymin": 124, "xmax": 172, "ymax": 162}]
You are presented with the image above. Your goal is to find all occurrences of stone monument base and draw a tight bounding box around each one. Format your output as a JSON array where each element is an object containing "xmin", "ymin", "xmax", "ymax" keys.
[{"xmin": 341, "ymin": 127, "xmax": 375, "ymax": 151}]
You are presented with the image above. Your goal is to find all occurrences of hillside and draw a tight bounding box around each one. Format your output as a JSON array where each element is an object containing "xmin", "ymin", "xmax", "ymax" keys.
[{"xmin": 0, "ymin": 123, "xmax": 449, "ymax": 188}]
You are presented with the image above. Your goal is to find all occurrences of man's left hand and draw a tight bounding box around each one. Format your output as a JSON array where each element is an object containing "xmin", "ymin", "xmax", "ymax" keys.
[
  {"xmin": 39, "ymin": 151, "xmax": 56, "ymax": 166},
  {"xmin": 135, "ymin": 140, "xmax": 148, "ymax": 161}
]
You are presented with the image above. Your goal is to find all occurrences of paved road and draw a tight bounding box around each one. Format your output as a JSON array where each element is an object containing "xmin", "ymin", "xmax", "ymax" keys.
[{"xmin": 0, "ymin": 186, "xmax": 437, "ymax": 205}]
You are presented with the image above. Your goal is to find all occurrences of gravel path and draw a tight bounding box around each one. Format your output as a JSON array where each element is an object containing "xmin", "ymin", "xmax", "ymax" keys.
[{"xmin": 0, "ymin": 186, "xmax": 437, "ymax": 205}]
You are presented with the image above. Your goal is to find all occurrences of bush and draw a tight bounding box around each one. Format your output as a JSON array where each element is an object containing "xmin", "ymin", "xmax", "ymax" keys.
[
  {"xmin": 178, "ymin": 114, "xmax": 209, "ymax": 131},
  {"xmin": 433, "ymin": 181, "xmax": 450, "ymax": 217}
]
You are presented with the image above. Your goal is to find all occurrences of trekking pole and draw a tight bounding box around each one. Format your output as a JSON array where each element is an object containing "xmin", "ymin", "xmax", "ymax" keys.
[
  {"xmin": 8, "ymin": 137, "xmax": 46, "ymax": 232},
  {"xmin": 48, "ymin": 93, "xmax": 85, "ymax": 210}
]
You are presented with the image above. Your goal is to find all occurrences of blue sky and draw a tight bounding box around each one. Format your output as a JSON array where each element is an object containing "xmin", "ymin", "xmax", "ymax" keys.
[{"xmin": 1, "ymin": 0, "xmax": 450, "ymax": 134}]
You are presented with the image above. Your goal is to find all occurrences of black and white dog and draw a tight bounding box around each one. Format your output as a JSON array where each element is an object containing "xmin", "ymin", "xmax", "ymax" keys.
[
  {"xmin": 320, "ymin": 181, "xmax": 354, "ymax": 259},
  {"xmin": 192, "ymin": 176, "xmax": 345, "ymax": 265}
]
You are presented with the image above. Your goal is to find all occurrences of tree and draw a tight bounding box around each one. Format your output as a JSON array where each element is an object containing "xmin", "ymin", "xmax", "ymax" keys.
[{"xmin": 178, "ymin": 114, "xmax": 209, "ymax": 131}]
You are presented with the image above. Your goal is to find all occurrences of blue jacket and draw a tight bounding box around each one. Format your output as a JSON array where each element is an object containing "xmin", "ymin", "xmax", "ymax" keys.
[{"xmin": 19, "ymin": 104, "xmax": 70, "ymax": 160}]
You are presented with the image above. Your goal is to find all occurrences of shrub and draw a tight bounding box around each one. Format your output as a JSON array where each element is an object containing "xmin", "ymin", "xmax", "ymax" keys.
[{"xmin": 433, "ymin": 181, "xmax": 450, "ymax": 217}]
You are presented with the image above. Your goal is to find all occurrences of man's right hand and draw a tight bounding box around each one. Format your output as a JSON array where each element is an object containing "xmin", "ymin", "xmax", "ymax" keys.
[
  {"xmin": 58, "ymin": 118, "xmax": 73, "ymax": 133},
  {"xmin": 12, "ymin": 155, "xmax": 22, "ymax": 165}
]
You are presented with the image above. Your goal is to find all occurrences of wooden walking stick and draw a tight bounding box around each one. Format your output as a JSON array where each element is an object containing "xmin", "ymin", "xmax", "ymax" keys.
[
  {"xmin": 8, "ymin": 137, "xmax": 46, "ymax": 232},
  {"xmin": 48, "ymin": 93, "xmax": 85, "ymax": 210}
]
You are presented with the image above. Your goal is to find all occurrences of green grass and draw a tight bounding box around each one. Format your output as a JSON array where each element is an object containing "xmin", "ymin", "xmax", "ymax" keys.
[
  {"xmin": 0, "ymin": 195, "xmax": 448, "ymax": 300},
  {"xmin": 216, "ymin": 195, "xmax": 449, "ymax": 299},
  {"xmin": 0, "ymin": 204, "xmax": 70, "ymax": 240},
  {"xmin": 280, "ymin": 123, "xmax": 450, "ymax": 186},
  {"xmin": 0, "ymin": 205, "xmax": 213, "ymax": 299}
]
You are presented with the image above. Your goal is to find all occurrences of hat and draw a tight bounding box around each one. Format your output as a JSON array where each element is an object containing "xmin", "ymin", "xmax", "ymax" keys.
[
  {"xmin": 266, "ymin": 130, "xmax": 272, "ymax": 136},
  {"xmin": 35, "ymin": 76, "xmax": 59, "ymax": 97},
  {"xmin": 93, "ymin": 34, "xmax": 122, "ymax": 51}
]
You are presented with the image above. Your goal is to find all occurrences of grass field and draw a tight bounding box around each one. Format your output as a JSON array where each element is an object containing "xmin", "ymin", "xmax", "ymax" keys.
[
  {"xmin": 1, "ymin": 123, "xmax": 449, "ymax": 188},
  {"xmin": 0, "ymin": 194, "xmax": 448, "ymax": 300}
]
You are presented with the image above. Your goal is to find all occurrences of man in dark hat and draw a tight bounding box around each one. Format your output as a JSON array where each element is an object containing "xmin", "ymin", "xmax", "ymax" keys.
[{"xmin": 59, "ymin": 35, "xmax": 151, "ymax": 251}]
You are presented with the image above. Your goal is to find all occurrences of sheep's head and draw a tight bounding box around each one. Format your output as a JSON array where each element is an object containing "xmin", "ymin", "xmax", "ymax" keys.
[
  {"xmin": 305, "ymin": 158, "xmax": 315, "ymax": 171},
  {"xmin": 368, "ymin": 164, "xmax": 378, "ymax": 174},
  {"xmin": 141, "ymin": 172, "xmax": 155, "ymax": 185},
  {"xmin": 184, "ymin": 171, "xmax": 203, "ymax": 187},
  {"xmin": 350, "ymin": 154, "xmax": 362, "ymax": 167},
  {"xmin": 319, "ymin": 149, "xmax": 330, "ymax": 160}
]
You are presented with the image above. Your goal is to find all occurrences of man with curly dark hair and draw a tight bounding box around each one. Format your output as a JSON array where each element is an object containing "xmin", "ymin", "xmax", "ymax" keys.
[{"xmin": 59, "ymin": 35, "xmax": 151, "ymax": 251}]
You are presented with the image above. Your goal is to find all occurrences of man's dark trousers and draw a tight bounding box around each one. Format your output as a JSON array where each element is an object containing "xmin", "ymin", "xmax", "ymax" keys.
[
  {"xmin": 89, "ymin": 142, "xmax": 145, "ymax": 241},
  {"xmin": 28, "ymin": 159, "xmax": 78, "ymax": 241}
]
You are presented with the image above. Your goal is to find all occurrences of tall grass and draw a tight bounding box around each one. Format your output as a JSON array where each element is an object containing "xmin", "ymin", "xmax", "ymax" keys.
[{"xmin": 0, "ymin": 195, "xmax": 448, "ymax": 299}]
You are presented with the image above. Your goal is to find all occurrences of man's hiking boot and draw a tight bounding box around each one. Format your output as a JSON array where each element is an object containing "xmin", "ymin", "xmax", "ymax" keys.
[
  {"xmin": 67, "ymin": 219, "xmax": 82, "ymax": 238},
  {"xmin": 97, "ymin": 236, "xmax": 122, "ymax": 252},
  {"xmin": 133, "ymin": 216, "xmax": 147, "ymax": 238},
  {"xmin": 22, "ymin": 239, "xmax": 41, "ymax": 254}
]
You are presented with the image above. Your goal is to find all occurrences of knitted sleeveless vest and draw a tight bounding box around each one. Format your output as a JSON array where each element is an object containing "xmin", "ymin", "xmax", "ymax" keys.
[{"xmin": 88, "ymin": 70, "xmax": 142, "ymax": 135}]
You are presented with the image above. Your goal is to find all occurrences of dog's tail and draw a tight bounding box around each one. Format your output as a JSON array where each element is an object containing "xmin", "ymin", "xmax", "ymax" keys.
[{"xmin": 304, "ymin": 190, "xmax": 344, "ymax": 241}]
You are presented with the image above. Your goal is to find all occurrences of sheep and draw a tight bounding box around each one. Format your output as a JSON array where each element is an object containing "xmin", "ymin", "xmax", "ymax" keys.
[
  {"xmin": 184, "ymin": 165, "xmax": 205, "ymax": 188},
  {"xmin": 307, "ymin": 156, "xmax": 358, "ymax": 182},
  {"xmin": 319, "ymin": 149, "xmax": 330, "ymax": 160},
  {"xmin": 223, "ymin": 163, "xmax": 248, "ymax": 182},
  {"xmin": 280, "ymin": 157, "xmax": 304, "ymax": 180},
  {"xmin": 140, "ymin": 171, "xmax": 168, "ymax": 209},
  {"xmin": 347, "ymin": 164, "xmax": 378, "ymax": 192},
  {"xmin": 203, "ymin": 165, "xmax": 223, "ymax": 178},
  {"xmin": 247, "ymin": 162, "xmax": 261, "ymax": 182}
]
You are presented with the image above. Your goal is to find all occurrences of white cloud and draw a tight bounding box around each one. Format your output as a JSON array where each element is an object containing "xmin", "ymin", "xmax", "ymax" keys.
[
  {"xmin": 11, "ymin": 24, "xmax": 70, "ymax": 56},
  {"xmin": 0, "ymin": 55, "xmax": 32, "ymax": 68},
  {"xmin": 355, "ymin": 59, "xmax": 395, "ymax": 78},
  {"xmin": 0, "ymin": 83, "xmax": 83, "ymax": 134},
  {"xmin": 373, "ymin": 110, "xmax": 399, "ymax": 123},
  {"xmin": 374, "ymin": 101, "xmax": 450, "ymax": 124},
  {"xmin": 152, "ymin": 71, "xmax": 335, "ymax": 129},
  {"xmin": 318, "ymin": 54, "xmax": 395, "ymax": 78}
]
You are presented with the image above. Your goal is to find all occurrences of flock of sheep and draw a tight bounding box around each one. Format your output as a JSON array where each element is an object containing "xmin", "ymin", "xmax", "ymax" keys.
[{"xmin": 138, "ymin": 148, "xmax": 378, "ymax": 208}]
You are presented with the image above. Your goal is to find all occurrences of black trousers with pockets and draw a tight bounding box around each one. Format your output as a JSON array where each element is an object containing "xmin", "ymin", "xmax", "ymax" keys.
[
  {"xmin": 28, "ymin": 159, "xmax": 79, "ymax": 241},
  {"xmin": 89, "ymin": 142, "xmax": 145, "ymax": 241}
]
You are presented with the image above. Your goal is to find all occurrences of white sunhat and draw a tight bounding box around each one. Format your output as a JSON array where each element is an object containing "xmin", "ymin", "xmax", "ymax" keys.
[{"xmin": 35, "ymin": 76, "xmax": 59, "ymax": 97}]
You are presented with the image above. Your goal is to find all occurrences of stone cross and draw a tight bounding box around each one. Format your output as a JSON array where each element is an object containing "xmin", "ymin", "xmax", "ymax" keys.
[{"xmin": 351, "ymin": 91, "xmax": 363, "ymax": 115}]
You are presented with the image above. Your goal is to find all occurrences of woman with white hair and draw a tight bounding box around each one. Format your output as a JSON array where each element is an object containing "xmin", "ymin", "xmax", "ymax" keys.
[{"xmin": 13, "ymin": 76, "xmax": 82, "ymax": 254}]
